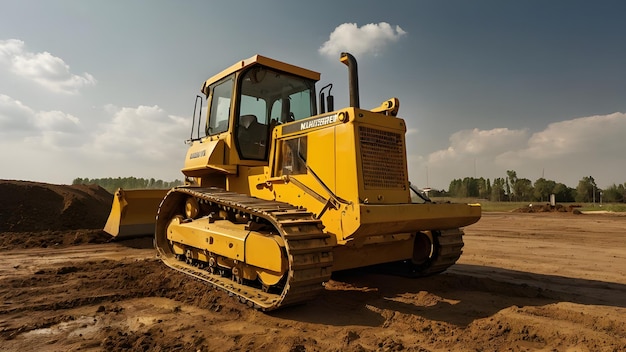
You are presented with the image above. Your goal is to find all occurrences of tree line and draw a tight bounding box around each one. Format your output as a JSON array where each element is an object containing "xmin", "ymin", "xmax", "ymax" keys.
[
  {"xmin": 74, "ymin": 173, "xmax": 626, "ymax": 203},
  {"xmin": 438, "ymin": 170, "xmax": 626, "ymax": 203},
  {"xmin": 72, "ymin": 177, "xmax": 183, "ymax": 194}
]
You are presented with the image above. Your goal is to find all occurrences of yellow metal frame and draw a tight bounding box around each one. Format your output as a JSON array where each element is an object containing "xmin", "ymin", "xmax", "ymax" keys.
[{"xmin": 201, "ymin": 55, "xmax": 320, "ymax": 95}]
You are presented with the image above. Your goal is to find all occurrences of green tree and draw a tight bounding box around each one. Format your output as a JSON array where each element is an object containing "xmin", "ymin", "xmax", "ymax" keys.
[
  {"xmin": 73, "ymin": 177, "xmax": 183, "ymax": 193},
  {"xmin": 575, "ymin": 176, "xmax": 598, "ymax": 203},
  {"xmin": 477, "ymin": 178, "xmax": 485, "ymax": 198},
  {"xmin": 490, "ymin": 177, "xmax": 506, "ymax": 201},
  {"xmin": 447, "ymin": 177, "xmax": 486, "ymax": 198},
  {"xmin": 477, "ymin": 177, "xmax": 490, "ymax": 199},
  {"xmin": 504, "ymin": 170, "xmax": 534, "ymax": 201},
  {"xmin": 505, "ymin": 170, "xmax": 517, "ymax": 200},
  {"xmin": 513, "ymin": 178, "xmax": 533, "ymax": 201},
  {"xmin": 448, "ymin": 179, "xmax": 461, "ymax": 197},
  {"xmin": 602, "ymin": 183, "xmax": 625, "ymax": 203},
  {"xmin": 466, "ymin": 177, "xmax": 480, "ymax": 197},
  {"xmin": 552, "ymin": 183, "xmax": 575, "ymax": 202},
  {"xmin": 533, "ymin": 178, "xmax": 557, "ymax": 202}
]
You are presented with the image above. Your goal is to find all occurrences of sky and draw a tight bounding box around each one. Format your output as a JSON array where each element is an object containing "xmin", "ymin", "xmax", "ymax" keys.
[{"xmin": 1, "ymin": 0, "xmax": 625, "ymax": 190}]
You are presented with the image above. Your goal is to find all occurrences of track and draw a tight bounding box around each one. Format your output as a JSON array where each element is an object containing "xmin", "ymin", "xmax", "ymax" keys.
[
  {"xmin": 413, "ymin": 228, "xmax": 465, "ymax": 275},
  {"xmin": 371, "ymin": 228, "xmax": 465, "ymax": 277},
  {"xmin": 154, "ymin": 187, "xmax": 334, "ymax": 311}
]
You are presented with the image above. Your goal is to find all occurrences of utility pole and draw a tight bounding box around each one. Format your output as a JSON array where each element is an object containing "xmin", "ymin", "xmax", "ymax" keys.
[{"xmin": 593, "ymin": 185, "xmax": 596, "ymax": 206}]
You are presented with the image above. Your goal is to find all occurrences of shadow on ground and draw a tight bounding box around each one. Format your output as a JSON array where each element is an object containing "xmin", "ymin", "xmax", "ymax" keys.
[{"xmin": 272, "ymin": 263, "xmax": 626, "ymax": 327}]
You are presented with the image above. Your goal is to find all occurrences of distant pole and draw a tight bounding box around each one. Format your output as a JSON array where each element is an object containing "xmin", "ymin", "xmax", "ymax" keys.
[
  {"xmin": 600, "ymin": 191, "xmax": 603, "ymax": 206},
  {"xmin": 593, "ymin": 185, "xmax": 596, "ymax": 206}
]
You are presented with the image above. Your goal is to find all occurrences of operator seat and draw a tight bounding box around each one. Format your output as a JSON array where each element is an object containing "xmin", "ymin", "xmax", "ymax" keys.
[
  {"xmin": 238, "ymin": 114, "xmax": 267, "ymax": 159},
  {"xmin": 240, "ymin": 114, "xmax": 257, "ymax": 129}
]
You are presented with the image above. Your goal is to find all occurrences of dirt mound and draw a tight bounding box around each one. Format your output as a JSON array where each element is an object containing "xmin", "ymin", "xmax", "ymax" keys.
[
  {"xmin": 0, "ymin": 180, "xmax": 113, "ymax": 232},
  {"xmin": 0, "ymin": 180, "xmax": 114, "ymax": 249},
  {"xmin": 513, "ymin": 203, "xmax": 582, "ymax": 214}
]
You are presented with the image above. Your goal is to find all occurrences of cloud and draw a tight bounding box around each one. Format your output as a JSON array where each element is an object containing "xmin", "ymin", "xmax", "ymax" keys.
[
  {"xmin": 0, "ymin": 94, "xmax": 35, "ymax": 130},
  {"xmin": 514, "ymin": 112, "xmax": 626, "ymax": 159},
  {"xmin": 0, "ymin": 94, "xmax": 80, "ymax": 135},
  {"xmin": 0, "ymin": 95, "xmax": 188, "ymax": 158},
  {"xmin": 319, "ymin": 22, "xmax": 407, "ymax": 58},
  {"xmin": 90, "ymin": 105, "xmax": 188, "ymax": 161},
  {"xmin": 418, "ymin": 112, "xmax": 626, "ymax": 189},
  {"xmin": 0, "ymin": 39, "xmax": 96, "ymax": 94},
  {"xmin": 0, "ymin": 99, "xmax": 190, "ymax": 183},
  {"xmin": 428, "ymin": 128, "xmax": 529, "ymax": 162},
  {"xmin": 34, "ymin": 110, "xmax": 80, "ymax": 131}
]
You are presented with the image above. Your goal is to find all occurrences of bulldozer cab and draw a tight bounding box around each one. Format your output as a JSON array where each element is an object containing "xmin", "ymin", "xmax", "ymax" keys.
[{"xmin": 198, "ymin": 56, "xmax": 320, "ymax": 164}]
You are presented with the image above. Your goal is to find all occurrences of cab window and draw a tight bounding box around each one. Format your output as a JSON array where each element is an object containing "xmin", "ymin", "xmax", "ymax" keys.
[
  {"xmin": 237, "ymin": 94, "xmax": 269, "ymax": 159},
  {"xmin": 207, "ymin": 75, "xmax": 234, "ymax": 135},
  {"xmin": 237, "ymin": 66, "xmax": 316, "ymax": 160},
  {"xmin": 270, "ymin": 89, "xmax": 314, "ymax": 122}
]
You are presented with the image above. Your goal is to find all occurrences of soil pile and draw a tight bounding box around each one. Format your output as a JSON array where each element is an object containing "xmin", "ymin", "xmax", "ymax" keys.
[
  {"xmin": 0, "ymin": 180, "xmax": 114, "ymax": 249},
  {"xmin": 513, "ymin": 203, "xmax": 582, "ymax": 214},
  {"xmin": 0, "ymin": 180, "xmax": 112, "ymax": 232}
]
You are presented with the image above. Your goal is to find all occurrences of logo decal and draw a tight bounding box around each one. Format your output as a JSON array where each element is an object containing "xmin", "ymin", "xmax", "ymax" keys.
[
  {"xmin": 189, "ymin": 149, "xmax": 206, "ymax": 159},
  {"xmin": 282, "ymin": 114, "xmax": 339, "ymax": 134},
  {"xmin": 300, "ymin": 114, "xmax": 337, "ymax": 130}
]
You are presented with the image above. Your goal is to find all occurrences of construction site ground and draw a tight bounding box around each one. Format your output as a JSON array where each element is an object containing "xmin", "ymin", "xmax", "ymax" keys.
[{"xmin": 0, "ymin": 180, "xmax": 625, "ymax": 351}]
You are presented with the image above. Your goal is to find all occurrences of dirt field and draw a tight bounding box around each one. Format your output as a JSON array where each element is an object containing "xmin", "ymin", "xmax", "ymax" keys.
[{"xmin": 1, "ymin": 180, "xmax": 625, "ymax": 351}]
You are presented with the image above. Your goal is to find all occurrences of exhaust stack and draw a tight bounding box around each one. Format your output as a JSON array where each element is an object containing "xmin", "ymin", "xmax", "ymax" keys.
[{"xmin": 340, "ymin": 52, "xmax": 360, "ymax": 108}]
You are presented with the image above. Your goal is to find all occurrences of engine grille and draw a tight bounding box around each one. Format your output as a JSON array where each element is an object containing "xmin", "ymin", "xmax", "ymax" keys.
[{"xmin": 358, "ymin": 126, "xmax": 407, "ymax": 189}]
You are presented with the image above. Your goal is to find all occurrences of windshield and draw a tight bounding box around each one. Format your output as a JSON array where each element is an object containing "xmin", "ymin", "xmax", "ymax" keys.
[
  {"xmin": 236, "ymin": 66, "xmax": 316, "ymax": 159},
  {"xmin": 241, "ymin": 66, "xmax": 316, "ymax": 124}
]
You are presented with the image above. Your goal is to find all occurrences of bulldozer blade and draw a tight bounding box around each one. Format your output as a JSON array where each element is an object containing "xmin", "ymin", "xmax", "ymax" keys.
[{"xmin": 103, "ymin": 188, "xmax": 169, "ymax": 239}]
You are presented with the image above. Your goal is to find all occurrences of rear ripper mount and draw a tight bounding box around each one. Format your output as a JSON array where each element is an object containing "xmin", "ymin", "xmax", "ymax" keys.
[{"xmin": 155, "ymin": 186, "xmax": 334, "ymax": 311}]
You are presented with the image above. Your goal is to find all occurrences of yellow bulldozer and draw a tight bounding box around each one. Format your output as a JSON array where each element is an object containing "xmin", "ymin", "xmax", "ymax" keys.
[{"xmin": 104, "ymin": 52, "xmax": 481, "ymax": 310}]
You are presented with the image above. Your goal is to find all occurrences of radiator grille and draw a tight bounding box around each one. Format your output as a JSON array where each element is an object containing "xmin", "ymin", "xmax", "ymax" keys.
[{"xmin": 359, "ymin": 126, "xmax": 406, "ymax": 189}]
